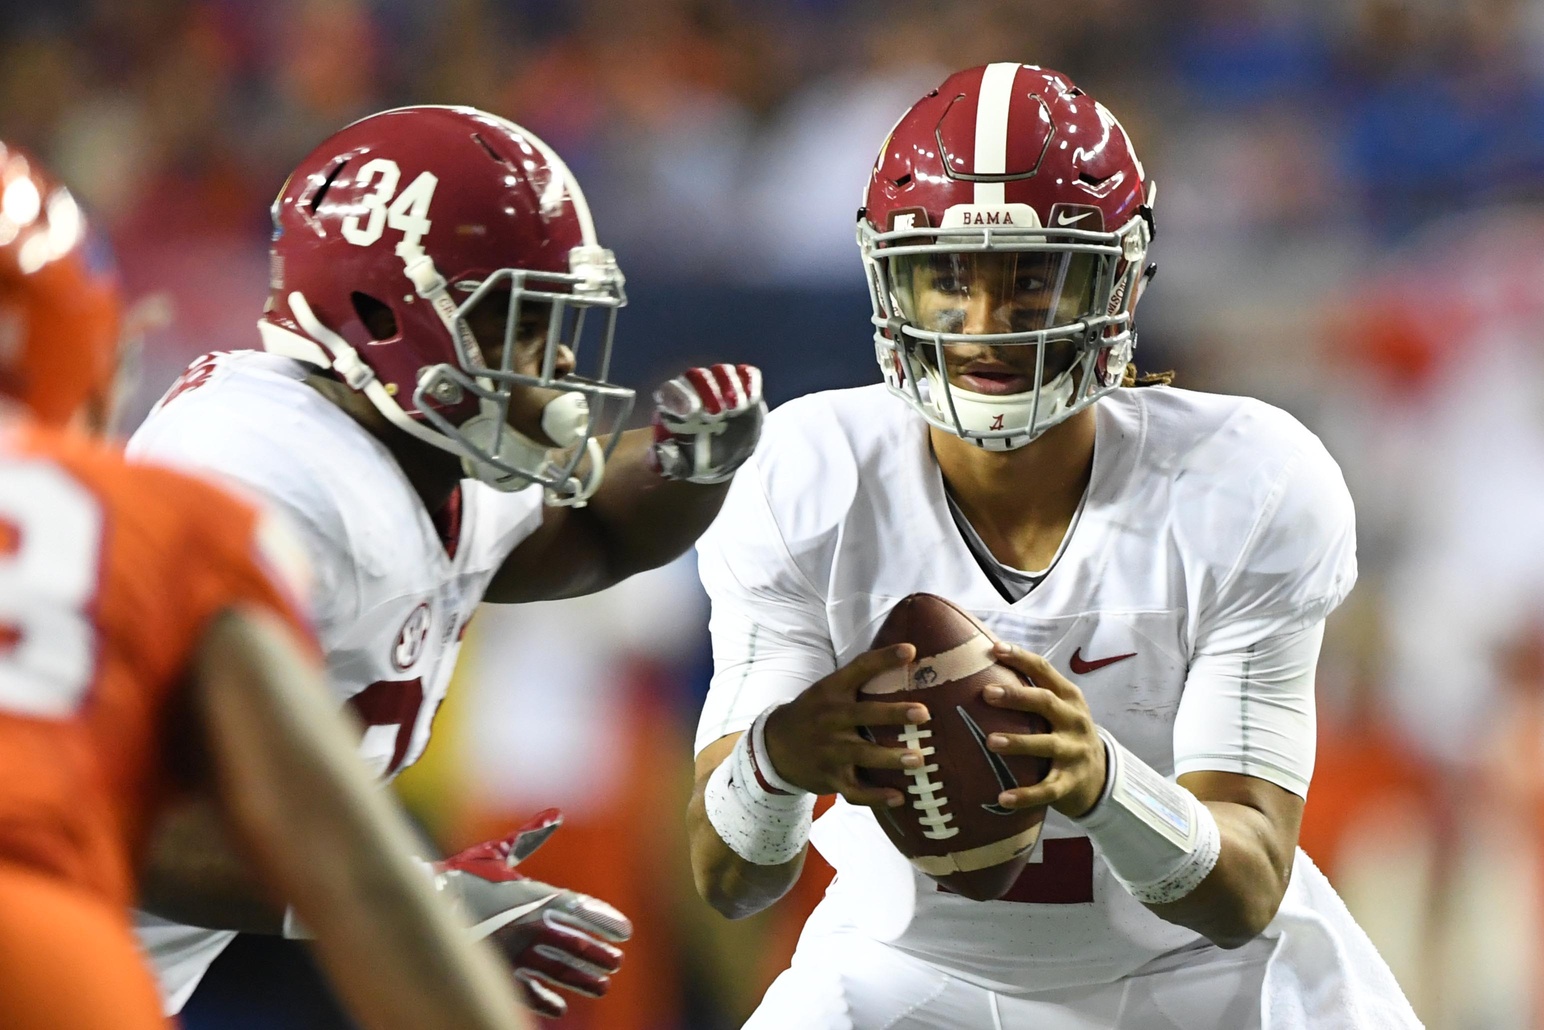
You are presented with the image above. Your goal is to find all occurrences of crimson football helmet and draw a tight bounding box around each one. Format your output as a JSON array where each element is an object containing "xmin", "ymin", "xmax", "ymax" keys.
[
  {"xmin": 859, "ymin": 64, "xmax": 1156, "ymax": 449},
  {"xmin": 261, "ymin": 106, "xmax": 633, "ymax": 503},
  {"xmin": 0, "ymin": 144, "xmax": 122, "ymax": 430}
]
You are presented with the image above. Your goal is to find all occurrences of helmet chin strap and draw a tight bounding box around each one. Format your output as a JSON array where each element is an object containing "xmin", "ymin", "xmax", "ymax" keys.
[
  {"xmin": 274, "ymin": 292, "xmax": 464, "ymax": 458},
  {"xmin": 921, "ymin": 363, "xmax": 1076, "ymax": 452},
  {"xmin": 274, "ymin": 291, "xmax": 605, "ymax": 504},
  {"xmin": 400, "ymin": 243, "xmax": 608, "ymax": 504}
]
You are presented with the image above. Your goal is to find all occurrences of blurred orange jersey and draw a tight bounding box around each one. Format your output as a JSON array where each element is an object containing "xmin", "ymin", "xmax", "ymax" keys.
[{"xmin": 0, "ymin": 419, "xmax": 314, "ymax": 909}]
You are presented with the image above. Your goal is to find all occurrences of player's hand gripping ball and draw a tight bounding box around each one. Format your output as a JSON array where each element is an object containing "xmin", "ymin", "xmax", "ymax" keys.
[
  {"xmin": 433, "ymin": 809, "xmax": 633, "ymax": 1019},
  {"xmin": 647, "ymin": 364, "xmax": 765, "ymax": 484},
  {"xmin": 858, "ymin": 594, "xmax": 1051, "ymax": 901}
]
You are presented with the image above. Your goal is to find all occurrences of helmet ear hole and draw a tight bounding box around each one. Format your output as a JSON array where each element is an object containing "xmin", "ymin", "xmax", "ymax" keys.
[{"xmin": 351, "ymin": 292, "xmax": 397, "ymax": 340}]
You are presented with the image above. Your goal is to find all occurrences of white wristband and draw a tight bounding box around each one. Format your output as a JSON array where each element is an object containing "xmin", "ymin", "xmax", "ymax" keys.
[
  {"xmin": 703, "ymin": 706, "xmax": 815, "ymax": 866},
  {"xmin": 1072, "ymin": 727, "xmax": 1221, "ymax": 905}
]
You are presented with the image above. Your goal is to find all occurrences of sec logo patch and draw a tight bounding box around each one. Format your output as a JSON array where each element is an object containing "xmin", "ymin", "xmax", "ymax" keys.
[{"xmin": 393, "ymin": 602, "xmax": 432, "ymax": 671}]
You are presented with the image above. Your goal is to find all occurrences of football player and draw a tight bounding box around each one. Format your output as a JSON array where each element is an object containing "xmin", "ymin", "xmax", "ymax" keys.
[
  {"xmin": 0, "ymin": 146, "xmax": 532, "ymax": 1029},
  {"xmin": 125, "ymin": 105, "xmax": 765, "ymax": 1023},
  {"xmin": 686, "ymin": 65, "xmax": 1421, "ymax": 1028}
]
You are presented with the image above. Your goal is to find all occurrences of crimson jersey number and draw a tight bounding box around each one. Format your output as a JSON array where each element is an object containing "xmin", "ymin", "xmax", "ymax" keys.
[
  {"xmin": 939, "ymin": 837, "xmax": 1096, "ymax": 904},
  {"xmin": 998, "ymin": 837, "xmax": 1095, "ymax": 904},
  {"xmin": 348, "ymin": 677, "xmax": 424, "ymax": 776},
  {"xmin": 0, "ymin": 462, "xmax": 103, "ymax": 718},
  {"xmin": 158, "ymin": 352, "xmax": 228, "ymax": 408}
]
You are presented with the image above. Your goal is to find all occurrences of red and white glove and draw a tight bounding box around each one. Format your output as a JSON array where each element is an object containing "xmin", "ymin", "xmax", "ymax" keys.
[
  {"xmin": 647, "ymin": 364, "xmax": 765, "ymax": 485},
  {"xmin": 433, "ymin": 809, "xmax": 632, "ymax": 1019}
]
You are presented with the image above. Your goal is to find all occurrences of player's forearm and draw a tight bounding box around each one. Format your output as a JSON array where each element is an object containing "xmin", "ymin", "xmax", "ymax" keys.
[
  {"xmin": 197, "ymin": 609, "xmax": 529, "ymax": 1030},
  {"xmin": 139, "ymin": 796, "xmax": 285, "ymax": 933},
  {"xmin": 1064, "ymin": 736, "xmax": 1300, "ymax": 951},
  {"xmin": 1144, "ymin": 629, "xmax": 1317, "ymax": 947},
  {"xmin": 585, "ymin": 427, "xmax": 732, "ymax": 580},
  {"xmin": 1146, "ymin": 798, "xmax": 1295, "ymax": 949},
  {"xmin": 688, "ymin": 730, "xmax": 815, "ymax": 918},
  {"xmin": 687, "ymin": 788, "xmax": 804, "ymax": 919},
  {"xmin": 283, "ymin": 829, "xmax": 528, "ymax": 1030}
]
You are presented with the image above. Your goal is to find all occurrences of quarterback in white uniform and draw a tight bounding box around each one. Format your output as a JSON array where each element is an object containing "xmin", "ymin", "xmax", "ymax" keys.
[
  {"xmin": 128, "ymin": 107, "xmax": 765, "ymax": 1023},
  {"xmin": 687, "ymin": 65, "xmax": 1419, "ymax": 1028}
]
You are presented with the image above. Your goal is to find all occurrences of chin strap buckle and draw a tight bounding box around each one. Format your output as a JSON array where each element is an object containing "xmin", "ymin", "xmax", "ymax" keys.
[
  {"xmin": 286, "ymin": 291, "xmax": 376, "ymax": 390},
  {"xmin": 331, "ymin": 349, "xmax": 376, "ymax": 391}
]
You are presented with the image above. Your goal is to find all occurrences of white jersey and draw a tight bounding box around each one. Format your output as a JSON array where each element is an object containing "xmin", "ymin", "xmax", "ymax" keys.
[
  {"xmin": 126, "ymin": 349, "xmax": 546, "ymax": 1011},
  {"xmin": 695, "ymin": 384, "xmax": 1417, "ymax": 1026}
]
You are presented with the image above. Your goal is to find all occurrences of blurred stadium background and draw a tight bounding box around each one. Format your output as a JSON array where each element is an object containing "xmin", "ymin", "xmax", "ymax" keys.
[{"xmin": 5, "ymin": 0, "xmax": 1544, "ymax": 1026}]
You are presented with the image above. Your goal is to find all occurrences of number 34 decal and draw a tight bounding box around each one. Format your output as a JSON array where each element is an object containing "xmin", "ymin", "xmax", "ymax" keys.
[{"xmin": 339, "ymin": 158, "xmax": 437, "ymax": 251}]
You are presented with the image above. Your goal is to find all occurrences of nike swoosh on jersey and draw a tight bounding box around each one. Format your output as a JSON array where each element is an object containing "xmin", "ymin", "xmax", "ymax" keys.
[
  {"xmin": 1056, "ymin": 210, "xmax": 1093, "ymax": 226},
  {"xmin": 1068, "ymin": 647, "xmax": 1137, "ymax": 674}
]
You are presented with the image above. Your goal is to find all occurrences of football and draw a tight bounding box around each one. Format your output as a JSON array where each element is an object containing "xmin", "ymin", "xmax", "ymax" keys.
[{"xmin": 858, "ymin": 593, "xmax": 1051, "ymax": 901}]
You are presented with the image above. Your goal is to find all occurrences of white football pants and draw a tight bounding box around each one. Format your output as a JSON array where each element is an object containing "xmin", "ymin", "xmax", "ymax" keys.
[{"xmin": 744, "ymin": 931, "xmax": 1271, "ymax": 1030}]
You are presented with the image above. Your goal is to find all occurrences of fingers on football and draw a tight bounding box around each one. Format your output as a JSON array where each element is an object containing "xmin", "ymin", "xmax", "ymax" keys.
[
  {"xmin": 995, "ymin": 770, "xmax": 1072, "ymax": 811},
  {"xmin": 992, "ymin": 643, "xmax": 1081, "ymax": 699},
  {"xmin": 831, "ymin": 644, "xmax": 916, "ymax": 691},
  {"xmin": 514, "ymin": 971, "xmax": 568, "ymax": 1018},
  {"xmin": 844, "ymin": 739, "xmax": 923, "ymax": 773},
  {"xmin": 836, "ymin": 777, "xmax": 904, "ymax": 809},
  {"xmin": 981, "ymin": 680, "xmax": 1062, "ymax": 718},
  {"xmin": 846, "ymin": 699, "xmax": 928, "ymax": 728},
  {"xmin": 984, "ymin": 729, "xmax": 1076, "ymax": 763}
]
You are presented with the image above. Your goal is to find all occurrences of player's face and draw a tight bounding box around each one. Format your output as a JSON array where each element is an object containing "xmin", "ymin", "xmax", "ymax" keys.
[
  {"xmin": 464, "ymin": 289, "xmax": 575, "ymax": 442},
  {"xmin": 900, "ymin": 252, "xmax": 1096, "ymax": 395}
]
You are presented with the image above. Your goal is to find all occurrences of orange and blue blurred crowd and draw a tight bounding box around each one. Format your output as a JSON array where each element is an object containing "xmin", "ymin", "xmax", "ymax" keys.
[{"xmin": 5, "ymin": 1, "xmax": 1544, "ymax": 1027}]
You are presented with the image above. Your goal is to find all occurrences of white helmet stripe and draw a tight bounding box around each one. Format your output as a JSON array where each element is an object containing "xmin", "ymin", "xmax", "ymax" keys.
[
  {"xmin": 1095, "ymin": 101, "xmax": 1146, "ymax": 182},
  {"xmin": 972, "ymin": 63, "xmax": 1019, "ymax": 206}
]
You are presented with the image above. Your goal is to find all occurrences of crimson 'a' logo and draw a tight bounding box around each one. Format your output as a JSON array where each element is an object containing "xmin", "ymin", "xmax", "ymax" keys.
[{"xmin": 989, "ymin": 413, "xmax": 1005, "ymax": 431}]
